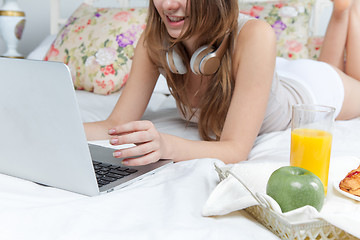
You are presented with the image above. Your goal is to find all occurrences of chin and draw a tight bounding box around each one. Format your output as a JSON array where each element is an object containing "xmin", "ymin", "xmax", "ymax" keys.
[
  {"xmin": 167, "ymin": 31, "xmax": 182, "ymax": 39},
  {"xmin": 165, "ymin": 25, "xmax": 187, "ymax": 39}
]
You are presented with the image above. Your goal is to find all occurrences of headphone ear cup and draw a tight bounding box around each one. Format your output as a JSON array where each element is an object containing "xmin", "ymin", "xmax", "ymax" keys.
[
  {"xmin": 191, "ymin": 33, "xmax": 230, "ymax": 75},
  {"xmin": 190, "ymin": 45, "xmax": 216, "ymax": 75},
  {"xmin": 190, "ymin": 45, "xmax": 208, "ymax": 75},
  {"xmin": 166, "ymin": 49, "xmax": 187, "ymax": 74}
]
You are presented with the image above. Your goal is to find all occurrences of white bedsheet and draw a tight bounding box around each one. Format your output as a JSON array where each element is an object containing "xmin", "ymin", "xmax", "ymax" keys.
[
  {"xmin": 0, "ymin": 158, "xmax": 281, "ymax": 240},
  {"xmin": 1, "ymin": 89, "xmax": 360, "ymax": 239},
  {"xmin": 0, "ymin": 91, "xmax": 281, "ymax": 240}
]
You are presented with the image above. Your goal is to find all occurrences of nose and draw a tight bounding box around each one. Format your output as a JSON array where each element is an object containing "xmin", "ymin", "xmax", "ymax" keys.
[{"xmin": 162, "ymin": 0, "xmax": 180, "ymax": 12}]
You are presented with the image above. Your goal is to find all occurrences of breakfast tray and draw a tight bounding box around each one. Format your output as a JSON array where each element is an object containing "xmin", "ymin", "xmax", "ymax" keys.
[
  {"xmin": 215, "ymin": 166, "xmax": 359, "ymax": 240},
  {"xmin": 245, "ymin": 205, "xmax": 357, "ymax": 240}
]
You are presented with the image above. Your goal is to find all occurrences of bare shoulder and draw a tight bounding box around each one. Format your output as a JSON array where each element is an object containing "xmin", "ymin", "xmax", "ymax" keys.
[
  {"xmin": 232, "ymin": 19, "xmax": 277, "ymax": 78},
  {"xmin": 236, "ymin": 19, "xmax": 276, "ymax": 47}
]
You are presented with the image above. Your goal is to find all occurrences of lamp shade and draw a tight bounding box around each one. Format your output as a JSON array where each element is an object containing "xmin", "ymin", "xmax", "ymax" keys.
[{"xmin": 0, "ymin": 0, "xmax": 26, "ymax": 58}]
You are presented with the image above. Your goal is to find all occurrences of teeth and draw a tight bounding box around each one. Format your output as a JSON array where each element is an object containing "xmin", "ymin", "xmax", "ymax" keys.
[{"xmin": 168, "ymin": 16, "xmax": 184, "ymax": 22}]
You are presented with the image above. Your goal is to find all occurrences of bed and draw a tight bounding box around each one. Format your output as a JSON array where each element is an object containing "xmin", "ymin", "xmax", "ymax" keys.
[{"xmin": 1, "ymin": 0, "xmax": 359, "ymax": 239}]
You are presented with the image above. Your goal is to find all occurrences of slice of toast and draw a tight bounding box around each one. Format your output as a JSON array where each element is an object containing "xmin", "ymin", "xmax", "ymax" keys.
[{"xmin": 339, "ymin": 165, "xmax": 360, "ymax": 196}]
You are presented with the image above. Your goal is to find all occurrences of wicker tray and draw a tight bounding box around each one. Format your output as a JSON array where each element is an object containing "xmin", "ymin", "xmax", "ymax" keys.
[
  {"xmin": 245, "ymin": 204, "xmax": 357, "ymax": 240},
  {"xmin": 215, "ymin": 166, "xmax": 359, "ymax": 240}
]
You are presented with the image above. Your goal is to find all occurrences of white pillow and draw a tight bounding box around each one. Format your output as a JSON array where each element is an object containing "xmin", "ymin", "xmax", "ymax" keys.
[{"xmin": 27, "ymin": 35, "xmax": 57, "ymax": 60}]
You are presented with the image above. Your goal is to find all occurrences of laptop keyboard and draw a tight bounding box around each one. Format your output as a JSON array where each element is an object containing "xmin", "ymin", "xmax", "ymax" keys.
[{"xmin": 92, "ymin": 161, "xmax": 138, "ymax": 187}]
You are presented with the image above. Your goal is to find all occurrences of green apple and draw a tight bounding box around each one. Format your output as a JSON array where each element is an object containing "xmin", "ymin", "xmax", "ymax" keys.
[{"xmin": 266, "ymin": 166, "xmax": 325, "ymax": 213}]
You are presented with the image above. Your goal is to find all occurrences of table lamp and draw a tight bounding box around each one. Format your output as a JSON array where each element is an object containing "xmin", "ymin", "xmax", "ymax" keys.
[{"xmin": 0, "ymin": 0, "xmax": 25, "ymax": 58}]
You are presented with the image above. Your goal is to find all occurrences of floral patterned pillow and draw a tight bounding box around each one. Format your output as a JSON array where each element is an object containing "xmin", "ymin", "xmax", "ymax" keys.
[
  {"xmin": 44, "ymin": 3, "xmax": 147, "ymax": 95},
  {"xmin": 239, "ymin": 0, "xmax": 315, "ymax": 59},
  {"xmin": 307, "ymin": 36, "xmax": 324, "ymax": 60}
]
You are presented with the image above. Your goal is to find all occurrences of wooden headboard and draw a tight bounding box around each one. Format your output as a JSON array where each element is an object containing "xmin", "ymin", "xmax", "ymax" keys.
[{"xmin": 50, "ymin": 0, "xmax": 333, "ymax": 36}]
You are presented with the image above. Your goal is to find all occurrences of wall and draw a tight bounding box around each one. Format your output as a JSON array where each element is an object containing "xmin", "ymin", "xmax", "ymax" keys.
[{"xmin": 0, "ymin": 0, "xmax": 84, "ymax": 57}]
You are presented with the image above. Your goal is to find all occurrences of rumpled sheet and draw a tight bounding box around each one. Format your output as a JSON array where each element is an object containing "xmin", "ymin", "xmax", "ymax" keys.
[
  {"xmin": 0, "ymin": 92, "xmax": 280, "ymax": 240},
  {"xmin": 0, "ymin": 157, "xmax": 281, "ymax": 240},
  {"xmin": 1, "ymin": 90, "xmax": 359, "ymax": 239}
]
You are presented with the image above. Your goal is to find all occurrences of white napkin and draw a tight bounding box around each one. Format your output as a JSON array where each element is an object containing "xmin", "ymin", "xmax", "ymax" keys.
[
  {"xmin": 202, "ymin": 156, "xmax": 360, "ymax": 238},
  {"xmin": 202, "ymin": 158, "xmax": 286, "ymax": 216}
]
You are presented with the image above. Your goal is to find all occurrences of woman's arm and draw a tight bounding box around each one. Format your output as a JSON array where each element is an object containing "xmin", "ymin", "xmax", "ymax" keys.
[
  {"xmin": 220, "ymin": 19, "xmax": 277, "ymax": 163},
  {"xmin": 109, "ymin": 20, "xmax": 277, "ymax": 166},
  {"xmin": 84, "ymin": 33, "xmax": 160, "ymax": 140}
]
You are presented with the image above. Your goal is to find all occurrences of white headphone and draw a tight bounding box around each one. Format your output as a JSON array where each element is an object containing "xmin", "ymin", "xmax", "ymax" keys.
[{"xmin": 166, "ymin": 33, "xmax": 230, "ymax": 75}]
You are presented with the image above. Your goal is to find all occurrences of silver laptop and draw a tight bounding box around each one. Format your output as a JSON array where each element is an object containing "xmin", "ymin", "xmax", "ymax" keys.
[{"xmin": 0, "ymin": 57, "xmax": 172, "ymax": 196}]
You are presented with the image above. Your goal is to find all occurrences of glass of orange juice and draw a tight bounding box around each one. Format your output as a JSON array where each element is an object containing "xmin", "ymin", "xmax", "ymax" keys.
[{"xmin": 290, "ymin": 104, "xmax": 335, "ymax": 194}]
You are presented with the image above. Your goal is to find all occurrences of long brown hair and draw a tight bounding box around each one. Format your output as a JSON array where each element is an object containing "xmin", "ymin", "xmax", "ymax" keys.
[{"xmin": 144, "ymin": 0, "xmax": 239, "ymax": 140}]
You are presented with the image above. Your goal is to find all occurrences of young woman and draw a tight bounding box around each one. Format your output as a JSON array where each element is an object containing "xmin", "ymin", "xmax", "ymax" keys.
[{"xmin": 84, "ymin": 0, "xmax": 360, "ymax": 166}]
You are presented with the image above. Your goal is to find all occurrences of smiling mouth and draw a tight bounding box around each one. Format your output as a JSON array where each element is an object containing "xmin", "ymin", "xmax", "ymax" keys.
[{"xmin": 167, "ymin": 16, "xmax": 185, "ymax": 22}]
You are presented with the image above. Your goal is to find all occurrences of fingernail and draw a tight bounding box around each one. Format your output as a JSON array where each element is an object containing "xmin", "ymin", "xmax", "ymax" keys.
[
  {"xmin": 110, "ymin": 138, "xmax": 118, "ymax": 144},
  {"xmin": 108, "ymin": 129, "xmax": 116, "ymax": 134},
  {"xmin": 122, "ymin": 160, "xmax": 129, "ymax": 165},
  {"xmin": 113, "ymin": 151, "xmax": 121, "ymax": 157}
]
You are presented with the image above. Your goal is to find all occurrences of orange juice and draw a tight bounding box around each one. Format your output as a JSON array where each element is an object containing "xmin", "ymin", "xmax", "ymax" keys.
[{"xmin": 290, "ymin": 128, "xmax": 332, "ymax": 193}]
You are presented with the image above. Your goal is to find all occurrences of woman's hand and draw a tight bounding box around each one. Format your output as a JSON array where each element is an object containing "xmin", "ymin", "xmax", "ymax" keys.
[{"xmin": 108, "ymin": 120, "xmax": 164, "ymax": 166}]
